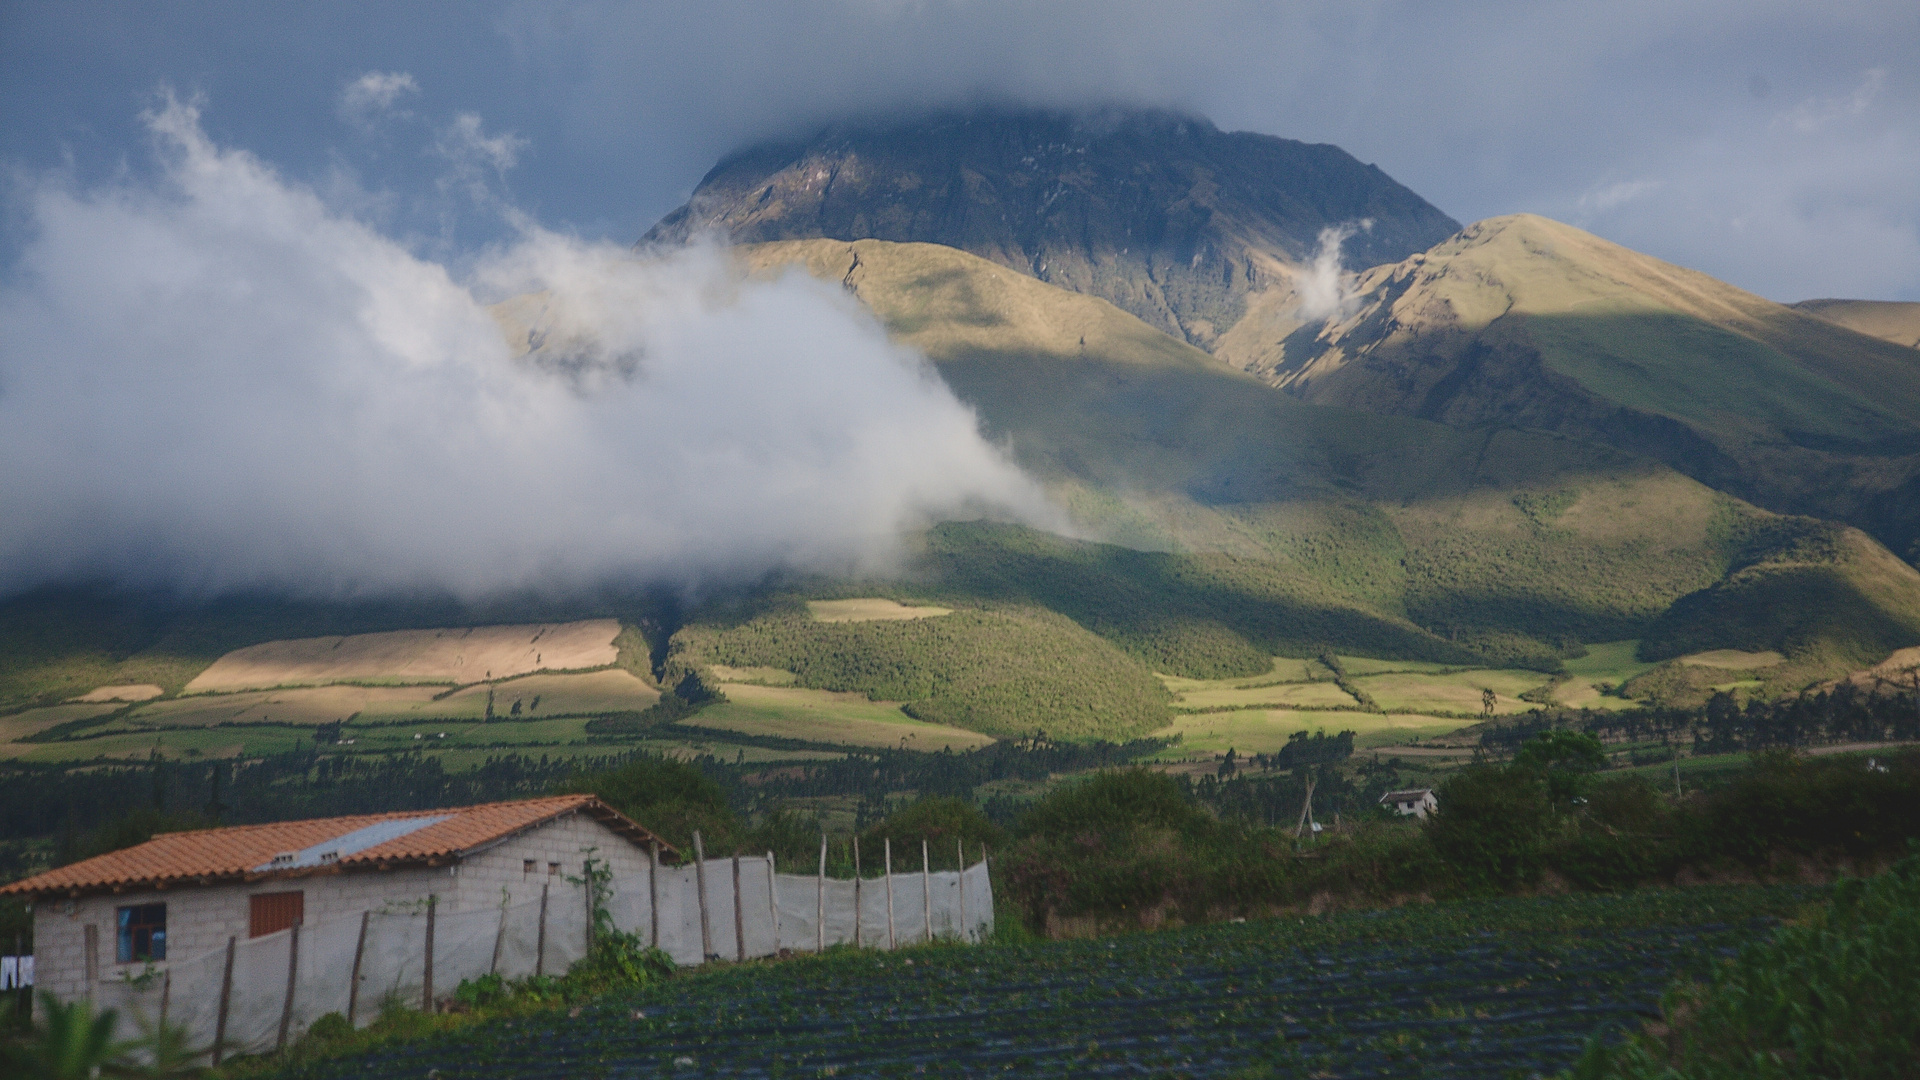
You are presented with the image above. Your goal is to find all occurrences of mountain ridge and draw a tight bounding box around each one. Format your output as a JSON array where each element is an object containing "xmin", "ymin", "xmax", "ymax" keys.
[{"xmin": 644, "ymin": 106, "xmax": 1459, "ymax": 351}]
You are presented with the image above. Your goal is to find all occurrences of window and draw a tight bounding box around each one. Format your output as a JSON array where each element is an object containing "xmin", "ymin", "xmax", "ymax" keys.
[
  {"xmin": 117, "ymin": 904, "xmax": 166, "ymax": 963},
  {"xmin": 548, "ymin": 861, "xmax": 560, "ymax": 876},
  {"xmin": 523, "ymin": 859, "xmax": 536, "ymax": 873}
]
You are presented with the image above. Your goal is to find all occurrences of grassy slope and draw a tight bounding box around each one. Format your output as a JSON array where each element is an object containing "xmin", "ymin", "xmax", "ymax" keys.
[
  {"xmin": 1241, "ymin": 214, "xmax": 1920, "ymax": 558},
  {"xmin": 746, "ymin": 239, "xmax": 1901, "ymax": 679},
  {"xmin": 1792, "ymin": 298, "xmax": 1920, "ymax": 350}
]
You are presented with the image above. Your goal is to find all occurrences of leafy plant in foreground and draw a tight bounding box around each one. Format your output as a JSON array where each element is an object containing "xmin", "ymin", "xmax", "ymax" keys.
[{"xmin": 1567, "ymin": 848, "xmax": 1920, "ymax": 1080}]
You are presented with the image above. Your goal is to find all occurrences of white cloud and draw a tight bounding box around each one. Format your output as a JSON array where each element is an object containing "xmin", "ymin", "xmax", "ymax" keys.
[
  {"xmin": 1294, "ymin": 221, "xmax": 1370, "ymax": 322},
  {"xmin": 1776, "ymin": 67, "xmax": 1885, "ymax": 133},
  {"xmin": 339, "ymin": 71, "xmax": 420, "ymax": 120},
  {"xmin": 0, "ymin": 97, "xmax": 1058, "ymax": 599},
  {"xmin": 1577, "ymin": 179, "xmax": 1663, "ymax": 214}
]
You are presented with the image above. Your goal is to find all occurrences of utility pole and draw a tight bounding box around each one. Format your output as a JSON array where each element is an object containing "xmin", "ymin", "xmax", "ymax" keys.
[{"xmin": 1293, "ymin": 774, "xmax": 1318, "ymax": 841}]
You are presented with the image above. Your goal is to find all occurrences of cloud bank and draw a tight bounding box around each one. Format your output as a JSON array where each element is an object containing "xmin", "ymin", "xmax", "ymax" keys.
[{"xmin": 0, "ymin": 99, "xmax": 1057, "ymax": 600}]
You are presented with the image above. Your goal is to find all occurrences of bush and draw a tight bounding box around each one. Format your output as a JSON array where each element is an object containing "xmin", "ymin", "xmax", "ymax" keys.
[
  {"xmin": 1016, "ymin": 769, "xmax": 1212, "ymax": 843},
  {"xmin": 1425, "ymin": 764, "xmax": 1554, "ymax": 892},
  {"xmin": 1568, "ymin": 847, "xmax": 1920, "ymax": 1079},
  {"xmin": 560, "ymin": 754, "xmax": 741, "ymax": 853},
  {"xmin": 862, "ymin": 797, "xmax": 1008, "ymax": 857}
]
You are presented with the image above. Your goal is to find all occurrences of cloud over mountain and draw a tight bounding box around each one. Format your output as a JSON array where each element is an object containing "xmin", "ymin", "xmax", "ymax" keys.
[{"xmin": 0, "ymin": 99, "xmax": 1056, "ymax": 599}]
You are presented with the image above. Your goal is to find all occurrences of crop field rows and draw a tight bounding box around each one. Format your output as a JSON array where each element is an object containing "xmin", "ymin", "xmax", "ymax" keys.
[{"xmin": 294, "ymin": 886, "xmax": 1814, "ymax": 1080}]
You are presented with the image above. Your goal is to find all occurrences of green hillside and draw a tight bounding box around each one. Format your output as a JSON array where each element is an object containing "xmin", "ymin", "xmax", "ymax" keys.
[{"xmin": 744, "ymin": 238, "xmax": 1920, "ymax": 683}]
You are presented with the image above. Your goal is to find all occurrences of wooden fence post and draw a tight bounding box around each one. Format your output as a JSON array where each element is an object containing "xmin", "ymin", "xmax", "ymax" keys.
[
  {"xmin": 884, "ymin": 837, "xmax": 896, "ymax": 951},
  {"xmin": 158, "ymin": 969, "xmax": 171, "ymax": 1032},
  {"xmin": 732, "ymin": 854, "xmax": 745, "ymax": 962},
  {"xmin": 957, "ymin": 838, "xmax": 966, "ymax": 942},
  {"xmin": 693, "ymin": 831, "xmax": 713, "ymax": 961},
  {"xmin": 422, "ymin": 895, "xmax": 436, "ymax": 1011},
  {"xmin": 921, "ymin": 838, "xmax": 932, "ymax": 944},
  {"xmin": 490, "ymin": 899, "xmax": 508, "ymax": 975},
  {"xmin": 648, "ymin": 842, "xmax": 660, "ymax": 949},
  {"xmin": 815, "ymin": 834, "xmax": 826, "ymax": 954},
  {"xmin": 584, "ymin": 870, "xmax": 595, "ymax": 956},
  {"xmin": 212, "ymin": 936, "xmax": 236, "ymax": 1065},
  {"xmin": 277, "ymin": 920, "xmax": 301, "ymax": 1050},
  {"xmin": 766, "ymin": 851, "xmax": 780, "ymax": 953},
  {"xmin": 347, "ymin": 911, "xmax": 369, "ymax": 1026},
  {"xmin": 535, "ymin": 883, "xmax": 549, "ymax": 978},
  {"xmin": 852, "ymin": 836, "xmax": 862, "ymax": 948},
  {"xmin": 82, "ymin": 924, "xmax": 97, "ymax": 992}
]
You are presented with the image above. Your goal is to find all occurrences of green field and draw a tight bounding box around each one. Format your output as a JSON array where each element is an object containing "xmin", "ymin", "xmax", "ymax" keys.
[{"xmin": 689, "ymin": 682, "xmax": 996, "ymax": 750}]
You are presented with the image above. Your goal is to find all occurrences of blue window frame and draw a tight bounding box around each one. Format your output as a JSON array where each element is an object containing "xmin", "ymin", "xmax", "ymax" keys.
[{"xmin": 116, "ymin": 904, "xmax": 166, "ymax": 963}]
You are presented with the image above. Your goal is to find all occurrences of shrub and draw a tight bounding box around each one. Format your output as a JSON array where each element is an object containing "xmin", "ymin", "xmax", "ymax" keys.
[
  {"xmin": 560, "ymin": 754, "xmax": 741, "ymax": 852},
  {"xmin": 1425, "ymin": 764, "xmax": 1553, "ymax": 892},
  {"xmin": 1016, "ymin": 769, "xmax": 1212, "ymax": 843},
  {"xmin": 862, "ymin": 797, "xmax": 1008, "ymax": 856}
]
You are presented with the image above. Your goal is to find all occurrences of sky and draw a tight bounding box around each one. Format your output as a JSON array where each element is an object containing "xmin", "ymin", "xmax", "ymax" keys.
[
  {"xmin": 0, "ymin": 0, "xmax": 1915, "ymax": 601},
  {"xmin": 4, "ymin": 0, "xmax": 1914, "ymax": 301}
]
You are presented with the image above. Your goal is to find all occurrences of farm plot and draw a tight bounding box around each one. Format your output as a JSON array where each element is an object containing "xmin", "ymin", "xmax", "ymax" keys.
[
  {"xmin": 310, "ymin": 885, "xmax": 1814, "ymax": 1080},
  {"xmin": 439, "ymin": 670, "xmax": 660, "ymax": 717},
  {"xmin": 688, "ymin": 683, "xmax": 996, "ymax": 750},
  {"xmin": 1169, "ymin": 679, "xmax": 1359, "ymax": 711},
  {"xmin": 1348, "ymin": 669, "xmax": 1551, "ymax": 716},
  {"xmin": 116, "ymin": 686, "xmax": 485, "ymax": 728},
  {"xmin": 183, "ymin": 620, "xmax": 620, "ymax": 692},
  {"xmin": 1153, "ymin": 709, "xmax": 1467, "ymax": 756}
]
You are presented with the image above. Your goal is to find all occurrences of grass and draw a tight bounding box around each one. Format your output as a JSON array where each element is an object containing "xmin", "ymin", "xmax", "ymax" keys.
[
  {"xmin": 687, "ymin": 682, "xmax": 996, "ymax": 750},
  {"xmin": 678, "ymin": 602, "xmax": 1172, "ymax": 741}
]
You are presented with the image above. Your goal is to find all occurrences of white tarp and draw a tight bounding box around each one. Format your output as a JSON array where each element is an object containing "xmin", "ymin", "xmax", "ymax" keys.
[{"xmin": 64, "ymin": 857, "xmax": 991, "ymax": 1061}]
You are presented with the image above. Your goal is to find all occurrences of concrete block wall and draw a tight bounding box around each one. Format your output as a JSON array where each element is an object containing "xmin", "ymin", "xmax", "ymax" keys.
[{"xmin": 31, "ymin": 810, "xmax": 651, "ymax": 1007}]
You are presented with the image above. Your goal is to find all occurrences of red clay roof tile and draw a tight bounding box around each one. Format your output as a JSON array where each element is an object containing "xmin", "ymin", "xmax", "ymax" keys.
[{"xmin": 1, "ymin": 795, "xmax": 675, "ymax": 899}]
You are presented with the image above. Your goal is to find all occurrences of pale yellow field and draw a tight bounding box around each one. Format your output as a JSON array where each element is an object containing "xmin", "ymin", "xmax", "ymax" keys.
[
  {"xmin": 806, "ymin": 599, "xmax": 954, "ymax": 623},
  {"xmin": 1348, "ymin": 669, "xmax": 1552, "ymax": 715},
  {"xmin": 184, "ymin": 620, "xmax": 621, "ymax": 692},
  {"xmin": 1171, "ymin": 680, "xmax": 1359, "ymax": 710},
  {"xmin": 1680, "ymin": 649, "xmax": 1785, "ymax": 669},
  {"xmin": 1153, "ymin": 709, "xmax": 1470, "ymax": 755},
  {"xmin": 689, "ymin": 682, "xmax": 996, "ymax": 750},
  {"xmin": 0, "ymin": 702, "xmax": 122, "ymax": 744},
  {"xmin": 121, "ymin": 685, "xmax": 484, "ymax": 728},
  {"xmin": 72, "ymin": 684, "xmax": 164, "ymax": 703},
  {"xmin": 705, "ymin": 665, "xmax": 797, "ymax": 685},
  {"xmin": 441, "ymin": 669, "xmax": 660, "ymax": 716}
]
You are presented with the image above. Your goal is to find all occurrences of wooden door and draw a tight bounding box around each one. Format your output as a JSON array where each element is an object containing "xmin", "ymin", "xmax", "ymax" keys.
[{"xmin": 249, "ymin": 891, "xmax": 304, "ymax": 937}]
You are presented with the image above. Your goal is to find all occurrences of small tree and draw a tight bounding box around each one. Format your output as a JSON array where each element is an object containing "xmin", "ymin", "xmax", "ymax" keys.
[
  {"xmin": 1426, "ymin": 764, "xmax": 1552, "ymax": 891},
  {"xmin": 2, "ymin": 993, "xmax": 139, "ymax": 1080},
  {"xmin": 1512, "ymin": 730, "xmax": 1606, "ymax": 805}
]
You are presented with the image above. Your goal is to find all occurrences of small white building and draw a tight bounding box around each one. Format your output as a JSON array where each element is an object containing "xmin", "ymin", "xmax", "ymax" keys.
[
  {"xmin": 1378, "ymin": 788, "xmax": 1439, "ymax": 819},
  {"xmin": 0, "ymin": 795, "xmax": 673, "ymax": 1009}
]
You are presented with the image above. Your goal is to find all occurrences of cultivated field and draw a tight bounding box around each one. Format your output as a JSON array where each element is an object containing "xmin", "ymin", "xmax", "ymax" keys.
[
  {"xmin": 306, "ymin": 885, "xmax": 1814, "ymax": 1079},
  {"xmin": 806, "ymin": 598, "xmax": 955, "ymax": 623},
  {"xmin": 1679, "ymin": 648, "xmax": 1785, "ymax": 669},
  {"xmin": 183, "ymin": 620, "xmax": 621, "ymax": 692},
  {"xmin": 690, "ymin": 682, "xmax": 997, "ymax": 750},
  {"xmin": 1349, "ymin": 668, "xmax": 1549, "ymax": 715},
  {"xmin": 0, "ymin": 702, "xmax": 122, "ymax": 747},
  {"xmin": 1154, "ymin": 709, "xmax": 1468, "ymax": 756},
  {"xmin": 71, "ymin": 683, "xmax": 163, "ymax": 702},
  {"xmin": 441, "ymin": 669, "xmax": 660, "ymax": 716}
]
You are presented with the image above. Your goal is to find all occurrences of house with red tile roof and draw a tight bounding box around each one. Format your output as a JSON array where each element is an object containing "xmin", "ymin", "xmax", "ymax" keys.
[{"xmin": 1, "ymin": 795, "xmax": 675, "ymax": 1006}]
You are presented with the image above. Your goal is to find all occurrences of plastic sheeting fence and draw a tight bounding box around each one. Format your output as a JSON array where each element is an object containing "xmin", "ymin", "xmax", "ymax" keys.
[{"xmin": 86, "ymin": 858, "xmax": 992, "ymax": 1061}]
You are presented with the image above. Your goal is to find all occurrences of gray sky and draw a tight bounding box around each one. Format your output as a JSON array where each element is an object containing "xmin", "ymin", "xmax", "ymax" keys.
[{"xmin": 5, "ymin": 0, "xmax": 1915, "ymax": 301}]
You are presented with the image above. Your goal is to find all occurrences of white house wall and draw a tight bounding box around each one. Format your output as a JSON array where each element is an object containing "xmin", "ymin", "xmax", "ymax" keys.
[{"xmin": 32, "ymin": 808, "xmax": 639, "ymax": 1008}]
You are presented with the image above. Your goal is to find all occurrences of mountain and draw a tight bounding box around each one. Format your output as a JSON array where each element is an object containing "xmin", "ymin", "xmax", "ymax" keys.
[
  {"xmin": 1226, "ymin": 214, "xmax": 1920, "ymax": 561},
  {"xmin": 737, "ymin": 238, "xmax": 1920, "ymax": 678},
  {"xmin": 1792, "ymin": 299, "xmax": 1920, "ymax": 350},
  {"xmin": 644, "ymin": 107, "xmax": 1459, "ymax": 351}
]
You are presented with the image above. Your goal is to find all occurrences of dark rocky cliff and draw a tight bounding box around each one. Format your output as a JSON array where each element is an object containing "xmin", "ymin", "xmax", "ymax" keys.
[{"xmin": 643, "ymin": 108, "xmax": 1458, "ymax": 350}]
